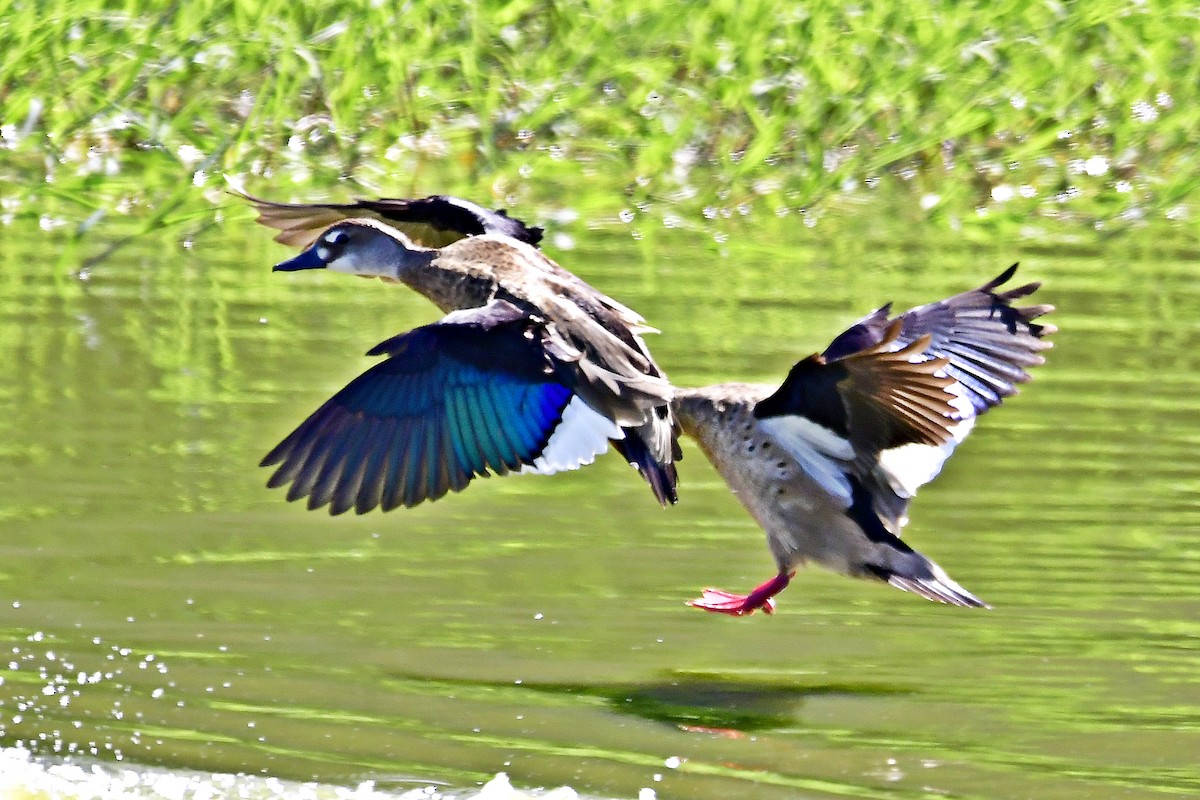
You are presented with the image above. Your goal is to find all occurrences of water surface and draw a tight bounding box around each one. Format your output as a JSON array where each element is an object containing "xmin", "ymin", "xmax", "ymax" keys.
[{"xmin": 1, "ymin": 212, "xmax": 1198, "ymax": 799}]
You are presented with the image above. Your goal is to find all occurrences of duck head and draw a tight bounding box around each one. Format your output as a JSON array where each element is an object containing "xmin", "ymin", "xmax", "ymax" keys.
[{"xmin": 273, "ymin": 219, "xmax": 435, "ymax": 280}]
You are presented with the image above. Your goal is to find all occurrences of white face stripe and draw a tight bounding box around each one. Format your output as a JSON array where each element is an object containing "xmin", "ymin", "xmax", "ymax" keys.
[{"xmin": 316, "ymin": 229, "xmax": 348, "ymax": 263}]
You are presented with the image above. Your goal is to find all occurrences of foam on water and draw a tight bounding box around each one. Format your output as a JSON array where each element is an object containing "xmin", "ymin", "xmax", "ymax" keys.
[{"xmin": 0, "ymin": 747, "xmax": 643, "ymax": 800}]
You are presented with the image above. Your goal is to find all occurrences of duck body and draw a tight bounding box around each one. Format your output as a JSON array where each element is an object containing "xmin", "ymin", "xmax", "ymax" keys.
[
  {"xmin": 678, "ymin": 384, "xmax": 867, "ymax": 574},
  {"xmin": 676, "ymin": 265, "xmax": 1054, "ymax": 614},
  {"xmin": 263, "ymin": 219, "xmax": 680, "ymax": 511},
  {"xmin": 676, "ymin": 383, "xmax": 982, "ymax": 610}
]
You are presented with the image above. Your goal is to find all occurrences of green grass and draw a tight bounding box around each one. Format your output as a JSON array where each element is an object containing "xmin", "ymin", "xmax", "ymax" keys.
[{"xmin": 0, "ymin": 0, "xmax": 1197, "ymax": 239}]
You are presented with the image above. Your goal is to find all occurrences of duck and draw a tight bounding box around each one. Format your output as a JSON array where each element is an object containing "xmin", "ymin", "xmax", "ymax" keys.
[
  {"xmin": 675, "ymin": 265, "xmax": 1054, "ymax": 615},
  {"xmin": 234, "ymin": 188, "xmax": 544, "ymax": 249},
  {"xmin": 259, "ymin": 218, "xmax": 680, "ymax": 512}
]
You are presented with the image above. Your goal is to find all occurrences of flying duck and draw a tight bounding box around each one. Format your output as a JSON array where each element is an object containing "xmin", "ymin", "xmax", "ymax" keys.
[
  {"xmin": 260, "ymin": 219, "xmax": 680, "ymax": 511},
  {"xmin": 675, "ymin": 265, "xmax": 1054, "ymax": 615}
]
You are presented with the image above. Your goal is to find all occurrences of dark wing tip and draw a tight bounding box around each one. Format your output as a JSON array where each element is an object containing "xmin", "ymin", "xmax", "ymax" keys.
[
  {"xmin": 1034, "ymin": 319, "xmax": 1058, "ymax": 338},
  {"xmin": 613, "ymin": 429, "xmax": 679, "ymax": 506},
  {"xmin": 983, "ymin": 262, "xmax": 1020, "ymax": 290},
  {"xmin": 261, "ymin": 306, "xmax": 580, "ymax": 515},
  {"xmin": 823, "ymin": 305, "xmax": 893, "ymax": 361}
]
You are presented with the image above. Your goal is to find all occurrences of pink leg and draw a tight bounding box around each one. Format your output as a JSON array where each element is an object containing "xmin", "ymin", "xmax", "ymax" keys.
[{"xmin": 687, "ymin": 571, "xmax": 794, "ymax": 616}]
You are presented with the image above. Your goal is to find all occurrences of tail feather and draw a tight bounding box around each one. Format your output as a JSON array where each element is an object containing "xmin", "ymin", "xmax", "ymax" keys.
[
  {"xmin": 613, "ymin": 430, "xmax": 678, "ymax": 506},
  {"xmin": 886, "ymin": 574, "xmax": 989, "ymax": 608},
  {"xmin": 867, "ymin": 560, "xmax": 989, "ymax": 608}
]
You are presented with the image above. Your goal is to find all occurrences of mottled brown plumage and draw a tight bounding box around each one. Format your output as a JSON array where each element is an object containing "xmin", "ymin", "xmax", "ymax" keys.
[
  {"xmin": 676, "ymin": 266, "xmax": 1054, "ymax": 615},
  {"xmin": 266, "ymin": 219, "xmax": 680, "ymax": 507}
]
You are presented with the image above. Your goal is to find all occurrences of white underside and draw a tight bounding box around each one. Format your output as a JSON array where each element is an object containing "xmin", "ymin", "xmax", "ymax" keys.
[
  {"xmin": 521, "ymin": 395, "xmax": 623, "ymax": 475},
  {"xmin": 759, "ymin": 415, "xmax": 855, "ymax": 504},
  {"xmin": 761, "ymin": 377, "xmax": 984, "ymax": 506},
  {"xmin": 877, "ymin": 382, "xmax": 977, "ymax": 498}
]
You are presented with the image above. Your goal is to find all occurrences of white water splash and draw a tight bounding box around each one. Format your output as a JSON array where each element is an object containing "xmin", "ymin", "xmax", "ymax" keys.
[{"xmin": 0, "ymin": 748, "xmax": 636, "ymax": 800}]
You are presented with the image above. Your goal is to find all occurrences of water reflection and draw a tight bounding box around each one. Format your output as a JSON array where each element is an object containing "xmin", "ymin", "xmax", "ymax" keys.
[
  {"xmin": 1, "ymin": 215, "xmax": 1199, "ymax": 799},
  {"xmin": 399, "ymin": 674, "xmax": 905, "ymax": 733}
]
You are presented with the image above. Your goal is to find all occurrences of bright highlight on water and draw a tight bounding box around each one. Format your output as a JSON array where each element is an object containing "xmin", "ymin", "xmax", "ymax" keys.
[{"xmin": 0, "ymin": 749, "xmax": 636, "ymax": 800}]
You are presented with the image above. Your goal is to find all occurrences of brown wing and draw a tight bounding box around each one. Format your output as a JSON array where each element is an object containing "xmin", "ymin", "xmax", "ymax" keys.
[
  {"xmin": 837, "ymin": 321, "xmax": 957, "ymax": 454},
  {"xmin": 233, "ymin": 190, "xmax": 365, "ymax": 247},
  {"xmin": 234, "ymin": 189, "xmax": 543, "ymax": 249}
]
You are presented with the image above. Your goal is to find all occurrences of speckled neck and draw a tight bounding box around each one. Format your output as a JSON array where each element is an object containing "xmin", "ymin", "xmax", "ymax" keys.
[
  {"xmin": 673, "ymin": 383, "xmax": 775, "ymax": 441},
  {"xmin": 395, "ymin": 253, "xmax": 493, "ymax": 313}
]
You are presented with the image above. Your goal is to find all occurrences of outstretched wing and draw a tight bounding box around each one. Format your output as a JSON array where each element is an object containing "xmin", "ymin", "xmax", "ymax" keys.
[
  {"xmin": 235, "ymin": 189, "xmax": 544, "ymax": 249},
  {"xmin": 824, "ymin": 264, "xmax": 1054, "ymax": 414},
  {"xmin": 822, "ymin": 265, "xmax": 1055, "ymax": 526},
  {"xmin": 753, "ymin": 323, "xmax": 957, "ymax": 505},
  {"xmin": 261, "ymin": 301, "xmax": 615, "ymax": 515}
]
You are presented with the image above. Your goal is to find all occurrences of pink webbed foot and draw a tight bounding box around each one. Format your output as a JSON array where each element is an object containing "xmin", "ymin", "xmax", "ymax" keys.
[
  {"xmin": 688, "ymin": 587, "xmax": 778, "ymax": 615},
  {"xmin": 687, "ymin": 572, "xmax": 794, "ymax": 616}
]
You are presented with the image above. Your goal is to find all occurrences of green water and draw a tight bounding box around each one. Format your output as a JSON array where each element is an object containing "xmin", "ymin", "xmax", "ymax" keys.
[{"xmin": 1, "ymin": 210, "xmax": 1199, "ymax": 799}]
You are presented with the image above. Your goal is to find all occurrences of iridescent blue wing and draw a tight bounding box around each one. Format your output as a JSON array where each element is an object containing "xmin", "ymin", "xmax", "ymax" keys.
[{"xmin": 261, "ymin": 302, "xmax": 575, "ymax": 514}]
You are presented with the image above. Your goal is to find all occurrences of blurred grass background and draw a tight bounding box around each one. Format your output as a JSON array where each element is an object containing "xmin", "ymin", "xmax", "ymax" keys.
[
  {"xmin": 0, "ymin": 0, "xmax": 1197, "ymax": 241},
  {"xmin": 2, "ymin": 7, "xmax": 1200, "ymax": 794}
]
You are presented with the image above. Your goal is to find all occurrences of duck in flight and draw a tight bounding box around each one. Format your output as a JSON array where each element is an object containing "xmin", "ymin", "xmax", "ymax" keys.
[
  {"xmin": 675, "ymin": 265, "xmax": 1054, "ymax": 614},
  {"xmin": 244, "ymin": 193, "xmax": 1051, "ymax": 613},
  {"xmin": 256, "ymin": 216, "xmax": 680, "ymax": 511}
]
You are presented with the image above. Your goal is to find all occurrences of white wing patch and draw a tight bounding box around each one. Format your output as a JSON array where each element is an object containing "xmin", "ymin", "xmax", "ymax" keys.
[
  {"xmin": 758, "ymin": 415, "xmax": 855, "ymax": 504},
  {"xmin": 877, "ymin": 382, "xmax": 977, "ymax": 498},
  {"xmin": 521, "ymin": 395, "xmax": 622, "ymax": 475}
]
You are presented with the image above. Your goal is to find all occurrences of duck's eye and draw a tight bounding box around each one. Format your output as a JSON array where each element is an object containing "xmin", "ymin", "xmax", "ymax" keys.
[{"xmin": 324, "ymin": 229, "xmax": 348, "ymax": 246}]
